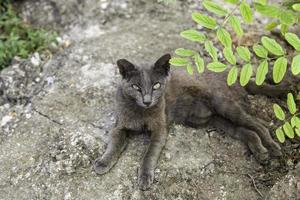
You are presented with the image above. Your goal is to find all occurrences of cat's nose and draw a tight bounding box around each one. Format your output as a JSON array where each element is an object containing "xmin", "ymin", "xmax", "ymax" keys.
[
  {"xmin": 143, "ymin": 94, "xmax": 152, "ymax": 107},
  {"xmin": 143, "ymin": 101, "xmax": 151, "ymax": 107}
]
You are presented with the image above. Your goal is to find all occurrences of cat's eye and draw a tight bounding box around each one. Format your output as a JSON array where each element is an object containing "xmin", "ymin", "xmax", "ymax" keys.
[
  {"xmin": 132, "ymin": 84, "xmax": 140, "ymax": 91},
  {"xmin": 153, "ymin": 82, "xmax": 161, "ymax": 90}
]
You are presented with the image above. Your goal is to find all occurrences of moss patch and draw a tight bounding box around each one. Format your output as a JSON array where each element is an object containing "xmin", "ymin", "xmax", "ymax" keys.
[{"xmin": 0, "ymin": 0, "xmax": 57, "ymax": 70}]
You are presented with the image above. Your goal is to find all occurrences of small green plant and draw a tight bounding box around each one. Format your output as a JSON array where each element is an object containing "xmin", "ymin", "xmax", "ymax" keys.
[
  {"xmin": 170, "ymin": 0, "xmax": 300, "ymax": 142},
  {"xmin": 274, "ymin": 93, "xmax": 300, "ymax": 143},
  {"xmin": 0, "ymin": 1, "xmax": 57, "ymax": 70}
]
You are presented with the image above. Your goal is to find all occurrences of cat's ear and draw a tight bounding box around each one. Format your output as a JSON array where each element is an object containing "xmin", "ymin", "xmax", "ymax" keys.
[
  {"xmin": 117, "ymin": 59, "xmax": 137, "ymax": 79},
  {"xmin": 154, "ymin": 54, "xmax": 171, "ymax": 76}
]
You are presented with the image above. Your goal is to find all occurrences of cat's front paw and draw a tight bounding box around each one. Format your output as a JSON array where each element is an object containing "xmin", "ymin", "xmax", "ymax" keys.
[
  {"xmin": 138, "ymin": 169, "xmax": 154, "ymax": 191},
  {"xmin": 269, "ymin": 141, "xmax": 282, "ymax": 157},
  {"xmin": 93, "ymin": 157, "xmax": 112, "ymax": 175}
]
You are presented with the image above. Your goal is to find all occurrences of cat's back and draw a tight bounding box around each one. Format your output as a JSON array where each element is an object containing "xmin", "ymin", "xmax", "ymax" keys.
[{"xmin": 167, "ymin": 67, "xmax": 248, "ymax": 101}]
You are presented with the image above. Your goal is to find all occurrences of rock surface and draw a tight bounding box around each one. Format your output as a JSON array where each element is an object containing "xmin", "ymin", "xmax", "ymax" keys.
[
  {"xmin": 267, "ymin": 163, "xmax": 300, "ymax": 200},
  {"xmin": 1, "ymin": 0, "xmax": 299, "ymax": 199}
]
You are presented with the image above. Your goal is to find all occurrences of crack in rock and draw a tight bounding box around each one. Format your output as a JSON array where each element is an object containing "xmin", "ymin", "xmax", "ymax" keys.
[{"xmin": 33, "ymin": 107, "xmax": 63, "ymax": 126}]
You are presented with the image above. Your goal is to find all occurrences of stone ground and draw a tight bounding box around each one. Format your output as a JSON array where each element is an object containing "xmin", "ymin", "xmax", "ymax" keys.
[{"xmin": 0, "ymin": 0, "xmax": 299, "ymax": 199}]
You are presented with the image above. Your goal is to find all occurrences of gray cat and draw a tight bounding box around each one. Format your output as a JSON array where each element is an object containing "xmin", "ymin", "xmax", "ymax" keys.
[{"xmin": 93, "ymin": 54, "xmax": 283, "ymax": 190}]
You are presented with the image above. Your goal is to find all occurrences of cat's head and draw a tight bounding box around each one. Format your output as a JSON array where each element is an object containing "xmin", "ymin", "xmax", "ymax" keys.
[{"xmin": 116, "ymin": 54, "xmax": 171, "ymax": 109}]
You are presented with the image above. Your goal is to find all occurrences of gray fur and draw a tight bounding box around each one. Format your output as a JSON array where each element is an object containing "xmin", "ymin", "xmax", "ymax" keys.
[{"xmin": 93, "ymin": 54, "xmax": 283, "ymax": 190}]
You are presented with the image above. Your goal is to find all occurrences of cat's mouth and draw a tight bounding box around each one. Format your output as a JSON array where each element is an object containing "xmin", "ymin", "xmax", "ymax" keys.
[
  {"xmin": 138, "ymin": 97, "xmax": 162, "ymax": 109},
  {"xmin": 143, "ymin": 103, "xmax": 152, "ymax": 108},
  {"xmin": 137, "ymin": 101, "xmax": 154, "ymax": 109},
  {"xmin": 142, "ymin": 103, "xmax": 153, "ymax": 109}
]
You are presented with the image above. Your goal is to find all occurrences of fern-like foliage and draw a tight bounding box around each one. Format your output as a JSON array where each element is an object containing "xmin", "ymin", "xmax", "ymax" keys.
[{"xmin": 170, "ymin": 0, "xmax": 300, "ymax": 142}]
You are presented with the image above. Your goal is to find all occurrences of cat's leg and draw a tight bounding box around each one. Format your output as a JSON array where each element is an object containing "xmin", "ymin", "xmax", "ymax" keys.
[
  {"xmin": 93, "ymin": 128, "xmax": 127, "ymax": 174},
  {"xmin": 210, "ymin": 116, "xmax": 269, "ymax": 163},
  {"xmin": 138, "ymin": 126, "xmax": 167, "ymax": 190},
  {"xmin": 211, "ymin": 96, "xmax": 282, "ymax": 157}
]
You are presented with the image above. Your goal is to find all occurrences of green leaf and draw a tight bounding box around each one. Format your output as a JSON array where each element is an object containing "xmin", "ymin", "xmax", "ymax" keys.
[
  {"xmin": 169, "ymin": 57, "xmax": 189, "ymax": 66},
  {"xmin": 273, "ymin": 57, "xmax": 287, "ymax": 83},
  {"xmin": 175, "ymin": 48, "xmax": 196, "ymax": 57},
  {"xmin": 202, "ymin": 0, "xmax": 228, "ymax": 16},
  {"xmin": 287, "ymin": 93, "xmax": 297, "ymax": 114},
  {"xmin": 217, "ymin": 28, "xmax": 232, "ymax": 47},
  {"xmin": 283, "ymin": 122, "xmax": 295, "ymax": 139},
  {"xmin": 255, "ymin": 0, "xmax": 267, "ymax": 5},
  {"xmin": 279, "ymin": 11, "xmax": 294, "ymax": 25},
  {"xmin": 264, "ymin": 21, "xmax": 279, "ymax": 31},
  {"xmin": 192, "ymin": 12, "xmax": 217, "ymax": 29},
  {"xmin": 285, "ymin": 33, "xmax": 300, "ymax": 51},
  {"xmin": 224, "ymin": 0, "xmax": 239, "ymax": 4},
  {"xmin": 236, "ymin": 46, "xmax": 251, "ymax": 62},
  {"xmin": 186, "ymin": 64, "xmax": 194, "ymax": 75},
  {"xmin": 205, "ymin": 41, "xmax": 218, "ymax": 61},
  {"xmin": 194, "ymin": 54, "xmax": 205, "ymax": 73},
  {"xmin": 240, "ymin": 63, "xmax": 253, "ymax": 86},
  {"xmin": 295, "ymin": 128, "xmax": 300, "ymax": 137},
  {"xmin": 227, "ymin": 66, "xmax": 238, "ymax": 86},
  {"xmin": 292, "ymin": 3, "xmax": 300, "ymax": 11},
  {"xmin": 240, "ymin": 2, "xmax": 253, "ymax": 23},
  {"xmin": 291, "ymin": 116, "xmax": 300, "ymax": 128},
  {"xmin": 255, "ymin": 60, "xmax": 268, "ymax": 85},
  {"xmin": 254, "ymin": 3, "xmax": 280, "ymax": 17},
  {"xmin": 291, "ymin": 54, "xmax": 300, "ymax": 75},
  {"xmin": 223, "ymin": 47, "xmax": 236, "ymax": 65},
  {"xmin": 207, "ymin": 62, "xmax": 227, "ymax": 72},
  {"xmin": 275, "ymin": 127, "xmax": 285, "ymax": 143},
  {"xmin": 280, "ymin": 24, "xmax": 288, "ymax": 35},
  {"xmin": 261, "ymin": 36, "xmax": 284, "ymax": 56},
  {"xmin": 253, "ymin": 44, "xmax": 268, "ymax": 58},
  {"xmin": 180, "ymin": 29, "xmax": 207, "ymax": 42},
  {"xmin": 229, "ymin": 16, "xmax": 244, "ymax": 37},
  {"xmin": 273, "ymin": 103, "xmax": 285, "ymax": 121}
]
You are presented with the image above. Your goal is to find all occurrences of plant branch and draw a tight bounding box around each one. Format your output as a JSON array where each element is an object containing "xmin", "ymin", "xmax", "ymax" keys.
[
  {"xmin": 221, "ymin": 2, "xmax": 241, "ymax": 27},
  {"xmin": 283, "ymin": 112, "xmax": 300, "ymax": 124},
  {"xmin": 247, "ymin": 174, "xmax": 264, "ymax": 198}
]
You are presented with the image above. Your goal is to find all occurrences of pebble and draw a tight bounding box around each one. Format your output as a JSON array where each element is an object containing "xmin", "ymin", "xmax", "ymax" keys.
[
  {"xmin": 165, "ymin": 152, "xmax": 171, "ymax": 160},
  {"xmin": 56, "ymin": 37, "xmax": 63, "ymax": 45},
  {"xmin": 120, "ymin": 3, "xmax": 127, "ymax": 9},
  {"xmin": 101, "ymin": 2, "xmax": 109, "ymax": 10},
  {"xmin": 49, "ymin": 42, "xmax": 59, "ymax": 52},
  {"xmin": 46, "ymin": 76, "xmax": 55, "ymax": 85},
  {"xmin": 63, "ymin": 40, "xmax": 72, "ymax": 48},
  {"xmin": 30, "ymin": 53, "xmax": 41, "ymax": 67},
  {"xmin": 25, "ymin": 113, "xmax": 31, "ymax": 119},
  {"xmin": 35, "ymin": 77, "xmax": 41, "ymax": 82},
  {"xmin": 64, "ymin": 193, "xmax": 72, "ymax": 200}
]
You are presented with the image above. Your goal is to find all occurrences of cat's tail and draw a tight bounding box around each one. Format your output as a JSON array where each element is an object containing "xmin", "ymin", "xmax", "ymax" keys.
[
  {"xmin": 245, "ymin": 79, "xmax": 294, "ymax": 97},
  {"xmin": 245, "ymin": 66, "xmax": 300, "ymax": 97}
]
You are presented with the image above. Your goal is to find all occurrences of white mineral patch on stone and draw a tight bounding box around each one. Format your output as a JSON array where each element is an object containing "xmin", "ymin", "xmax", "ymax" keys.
[
  {"xmin": 1, "ymin": 115, "xmax": 13, "ymax": 127},
  {"xmin": 69, "ymin": 24, "xmax": 105, "ymax": 40},
  {"xmin": 78, "ymin": 62, "xmax": 115, "ymax": 91}
]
